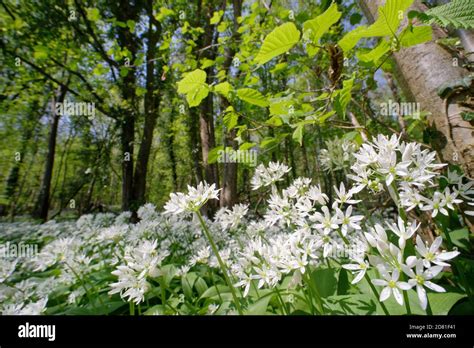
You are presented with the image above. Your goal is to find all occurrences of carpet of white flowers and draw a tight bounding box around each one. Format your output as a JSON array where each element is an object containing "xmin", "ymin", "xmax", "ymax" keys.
[{"xmin": 1, "ymin": 135, "xmax": 473, "ymax": 315}]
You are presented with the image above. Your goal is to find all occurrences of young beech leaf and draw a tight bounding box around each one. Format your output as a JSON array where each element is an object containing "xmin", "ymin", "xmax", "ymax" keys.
[{"xmin": 254, "ymin": 22, "xmax": 301, "ymax": 65}]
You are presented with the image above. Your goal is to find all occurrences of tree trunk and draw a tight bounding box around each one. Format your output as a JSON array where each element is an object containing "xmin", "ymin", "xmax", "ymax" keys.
[
  {"xmin": 360, "ymin": 0, "xmax": 474, "ymax": 176},
  {"xmin": 220, "ymin": 0, "xmax": 242, "ymax": 208},
  {"xmin": 32, "ymin": 85, "xmax": 67, "ymax": 221},
  {"xmin": 112, "ymin": 0, "xmax": 140, "ymax": 212},
  {"xmin": 132, "ymin": 1, "xmax": 162, "ymax": 210}
]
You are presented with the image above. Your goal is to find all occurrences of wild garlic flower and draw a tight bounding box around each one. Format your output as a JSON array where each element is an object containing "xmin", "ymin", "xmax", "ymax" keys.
[
  {"xmin": 413, "ymin": 235, "xmax": 459, "ymax": 268},
  {"xmin": 163, "ymin": 182, "xmax": 220, "ymax": 215},
  {"xmin": 386, "ymin": 217, "xmax": 419, "ymax": 250},
  {"xmin": 215, "ymin": 203, "xmax": 249, "ymax": 231},
  {"xmin": 342, "ymin": 256, "xmax": 369, "ymax": 284},
  {"xmin": 401, "ymin": 259, "xmax": 445, "ymax": 310},
  {"xmin": 371, "ymin": 269, "xmax": 411, "ymax": 305},
  {"xmin": 251, "ymin": 162, "xmax": 291, "ymax": 190}
]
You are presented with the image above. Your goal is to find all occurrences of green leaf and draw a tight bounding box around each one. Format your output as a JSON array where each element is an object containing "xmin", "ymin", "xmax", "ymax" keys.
[
  {"xmin": 210, "ymin": 10, "xmax": 224, "ymax": 25},
  {"xmin": 400, "ymin": 25, "xmax": 432, "ymax": 47},
  {"xmin": 223, "ymin": 109, "xmax": 238, "ymax": 130},
  {"xmin": 310, "ymin": 268, "xmax": 338, "ymax": 298},
  {"xmin": 245, "ymin": 294, "xmax": 273, "ymax": 315},
  {"xmin": 357, "ymin": 40, "xmax": 390, "ymax": 63},
  {"xmin": 236, "ymin": 88, "xmax": 269, "ymax": 107},
  {"xmin": 292, "ymin": 124, "xmax": 304, "ymax": 145},
  {"xmin": 182, "ymin": 272, "xmax": 198, "ymax": 299},
  {"xmin": 334, "ymin": 76, "xmax": 355, "ymax": 117},
  {"xmin": 214, "ymin": 82, "xmax": 232, "ymax": 98},
  {"xmin": 425, "ymin": 0, "xmax": 474, "ymax": 29},
  {"xmin": 156, "ymin": 7, "xmax": 175, "ymax": 22},
  {"xmin": 33, "ymin": 45, "xmax": 49, "ymax": 60},
  {"xmin": 254, "ymin": 22, "xmax": 301, "ymax": 65},
  {"xmin": 303, "ymin": 2, "xmax": 342, "ymax": 56},
  {"xmin": 339, "ymin": 0, "xmax": 414, "ymax": 51},
  {"xmin": 200, "ymin": 284, "xmax": 230, "ymax": 299},
  {"xmin": 448, "ymin": 227, "xmax": 470, "ymax": 251},
  {"xmin": 207, "ymin": 146, "xmax": 224, "ymax": 164},
  {"xmin": 144, "ymin": 304, "xmax": 166, "ymax": 315},
  {"xmin": 194, "ymin": 277, "xmax": 208, "ymax": 296},
  {"xmin": 86, "ymin": 8, "xmax": 100, "ymax": 22},
  {"xmin": 337, "ymin": 268, "xmax": 350, "ymax": 295},
  {"xmin": 177, "ymin": 69, "xmax": 210, "ymax": 107}
]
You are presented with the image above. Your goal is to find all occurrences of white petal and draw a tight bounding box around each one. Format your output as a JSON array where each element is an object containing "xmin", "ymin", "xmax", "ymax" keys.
[
  {"xmin": 372, "ymin": 279, "xmax": 388, "ymax": 287},
  {"xmin": 436, "ymin": 251, "xmax": 460, "ymax": 261},
  {"xmin": 397, "ymin": 281, "xmax": 413, "ymax": 290},
  {"xmin": 417, "ymin": 285, "xmax": 427, "ymax": 310},
  {"xmin": 424, "ymin": 281, "xmax": 445, "ymax": 293},
  {"xmin": 430, "ymin": 236, "xmax": 443, "ymax": 253},
  {"xmin": 380, "ymin": 287, "xmax": 391, "ymax": 302},
  {"xmin": 352, "ymin": 270, "xmax": 365, "ymax": 284},
  {"xmin": 393, "ymin": 288, "xmax": 404, "ymax": 306}
]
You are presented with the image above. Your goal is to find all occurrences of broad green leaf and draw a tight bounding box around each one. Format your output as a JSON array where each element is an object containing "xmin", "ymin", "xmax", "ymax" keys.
[
  {"xmin": 200, "ymin": 58, "xmax": 215, "ymax": 70},
  {"xmin": 86, "ymin": 7, "xmax": 100, "ymax": 22},
  {"xmin": 236, "ymin": 88, "xmax": 269, "ymax": 107},
  {"xmin": 310, "ymin": 268, "xmax": 338, "ymax": 298},
  {"xmin": 254, "ymin": 22, "xmax": 301, "ymax": 65},
  {"xmin": 144, "ymin": 304, "xmax": 166, "ymax": 315},
  {"xmin": 337, "ymin": 268, "xmax": 350, "ymax": 295},
  {"xmin": 448, "ymin": 227, "xmax": 470, "ymax": 251},
  {"xmin": 207, "ymin": 146, "xmax": 224, "ymax": 164},
  {"xmin": 177, "ymin": 69, "xmax": 210, "ymax": 107},
  {"xmin": 292, "ymin": 124, "xmax": 304, "ymax": 145},
  {"xmin": 210, "ymin": 10, "xmax": 224, "ymax": 25},
  {"xmin": 245, "ymin": 294, "xmax": 273, "ymax": 315},
  {"xmin": 194, "ymin": 277, "xmax": 208, "ymax": 296},
  {"xmin": 400, "ymin": 25, "xmax": 432, "ymax": 47},
  {"xmin": 239, "ymin": 142, "xmax": 256, "ymax": 151},
  {"xmin": 338, "ymin": 0, "xmax": 414, "ymax": 51},
  {"xmin": 357, "ymin": 40, "xmax": 390, "ymax": 63},
  {"xmin": 223, "ymin": 110, "xmax": 238, "ymax": 130},
  {"xmin": 303, "ymin": 2, "xmax": 342, "ymax": 56},
  {"xmin": 156, "ymin": 7, "xmax": 175, "ymax": 22},
  {"xmin": 334, "ymin": 76, "xmax": 355, "ymax": 117},
  {"xmin": 214, "ymin": 82, "xmax": 232, "ymax": 98},
  {"xmin": 200, "ymin": 284, "xmax": 230, "ymax": 299}
]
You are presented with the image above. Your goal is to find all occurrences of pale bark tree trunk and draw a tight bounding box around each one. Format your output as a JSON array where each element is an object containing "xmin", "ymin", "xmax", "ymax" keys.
[{"xmin": 360, "ymin": 0, "xmax": 474, "ymax": 176}]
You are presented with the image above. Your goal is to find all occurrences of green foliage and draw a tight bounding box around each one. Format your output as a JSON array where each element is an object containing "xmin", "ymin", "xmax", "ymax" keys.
[
  {"xmin": 303, "ymin": 2, "xmax": 342, "ymax": 56},
  {"xmin": 254, "ymin": 22, "xmax": 301, "ymax": 65},
  {"xmin": 425, "ymin": 0, "xmax": 474, "ymax": 29},
  {"xmin": 236, "ymin": 88, "xmax": 269, "ymax": 107},
  {"xmin": 177, "ymin": 69, "xmax": 210, "ymax": 107}
]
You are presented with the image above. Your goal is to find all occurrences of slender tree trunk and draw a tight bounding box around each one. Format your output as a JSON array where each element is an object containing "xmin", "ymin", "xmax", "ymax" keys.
[
  {"xmin": 220, "ymin": 0, "xmax": 243, "ymax": 208},
  {"xmin": 360, "ymin": 0, "xmax": 474, "ymax": 176},
  {"xmin": 32, "ymin": 85, "xmax": 67, "ymax": 221},
  {"xmin": 132, "ymin": 1, "xmax": 162, "ymax": 211}
]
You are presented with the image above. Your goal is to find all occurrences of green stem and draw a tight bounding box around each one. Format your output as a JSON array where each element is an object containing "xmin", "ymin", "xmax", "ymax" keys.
[
  {"xmin": 130, "ymin": 301, "xmax": 135, "ymax": 316},
  {"xmin": 196, "ymin": 211, "xmax": 243, "ymax": 315},
  {"xmin": 303, "ymin": 271, "xmax": 325, "ymax": 315},
  {"xmin": 275, "ymin": 287, "xmax": 288, "ymax": 315},
  {"xmin": 365, "ymin": 273, "xmax": 390, "ymax": 315},
  {"xmin": 426, "ymin": 296, "xmax": 433, "ymax": 316}
]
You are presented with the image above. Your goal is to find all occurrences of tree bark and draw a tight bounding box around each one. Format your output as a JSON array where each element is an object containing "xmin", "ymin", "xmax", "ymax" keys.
[
  {"xmin": 360, "ymin": 0, "xmax": 474, "ymax": 176},
  {"xmin": 220, "ymin": 0, "xmax": 242, "ymax": 208},
  {"xmin": 132, "ymin": 0, "xmax": 163, "ymax": 210},
  {"xmin": 32, "ymin": 84, "xmax": 68, "ymax": 221}
]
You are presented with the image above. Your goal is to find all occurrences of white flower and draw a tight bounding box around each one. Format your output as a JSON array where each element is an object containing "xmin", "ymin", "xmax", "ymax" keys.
[
  {"xmin": 163, "ymin": 182, "xmax": 220, "ymax": 215},
  {"xmin": 251, "ymin": 162, "xmax": 291, "ymax": 190},
  {"xmin": 311, "ymin": 206, "xmax": 338, "ymax": 234},
  {"xmin": 421, "ymin": 192, "xmax": 448, "ymax": 217},
  {"xmin": 387, "ymin": 217, "xmax": 419, "ymax": 249},
  {"xmin": 414, "ymin": 235, "xmax": 459, "ymax": 267},
  {"xmin": 402, "ymin": 259, "xmax": 445, "ymax": 310},
  {"xmin": 333, "ymin": 183, "xmax": 361, "ymax": 205},
  {"xmin": 371, "ymin": 268, "xmax": 411, "ymax": 305},
  {"xmin": 441, "ymin": 187, "xmax": 462, "ymax": 210},
  {"xmin": 335, "ymin": 205, "xmax": 364, "ymax": 236}
]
